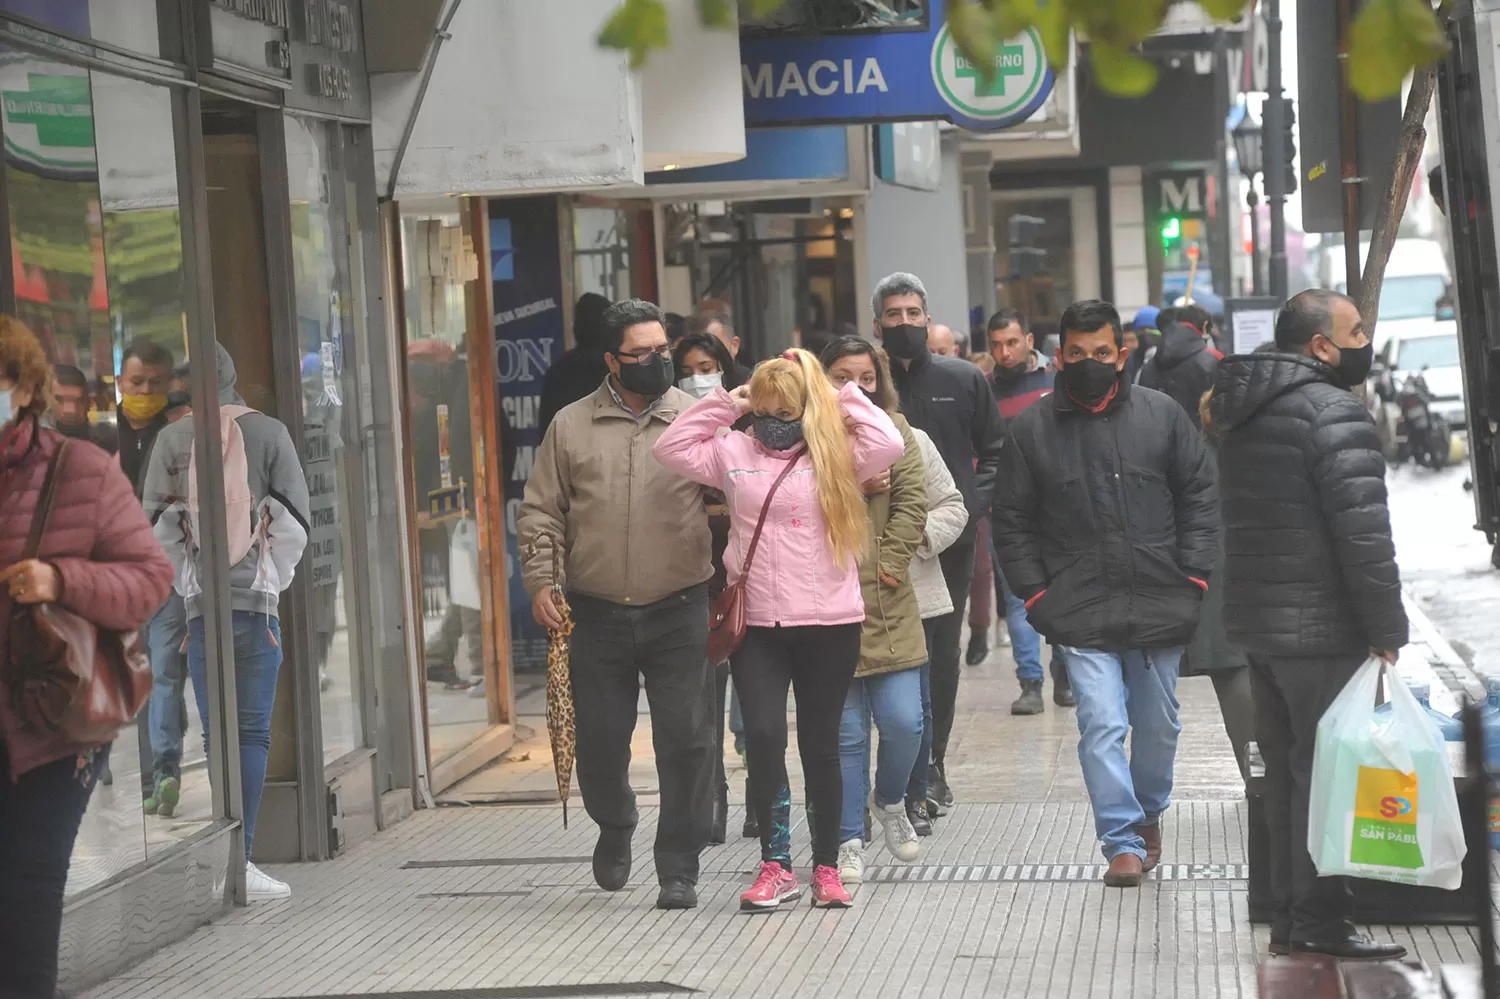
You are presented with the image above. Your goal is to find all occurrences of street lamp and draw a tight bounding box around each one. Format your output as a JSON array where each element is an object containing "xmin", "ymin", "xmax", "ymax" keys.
[{"xmin": 1232, "ymin": 110, "xmax": 1265, "ymax": 295}]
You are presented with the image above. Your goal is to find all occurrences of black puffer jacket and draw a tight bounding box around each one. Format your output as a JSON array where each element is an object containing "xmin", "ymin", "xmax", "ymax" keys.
[
  {"xmin": 1139, "ymin": 322, "xmax": 1218, "ymax": 428},
  {"xmin": 1209, "ymin": 352, "xmax": 1408, "ymax": 658},
  {"xmin": 892, "ymin": 348, "xmax": 1007, "ymax": 543},
  {"xmin": 991, "ymin": 375, "xmax": 1219, "ymax": 651}
]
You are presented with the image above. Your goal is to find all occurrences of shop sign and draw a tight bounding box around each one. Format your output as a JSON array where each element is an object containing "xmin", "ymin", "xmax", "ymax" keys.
[
  {"xmin": 211, "ymin": 0, "xmax": 290, "ymax": 29},
  {"xmin": 1147, "ymin": 169, "xmax": 1210, "ymax": 222},
  {"xmin": 739, "ymin": 15, "xmax": 1053, "ymax": 131},
  {"xmin": 0, "ymin": 58, "xmax": 96, "ymax": 180},
  {"xmin": 490, "ymin": 196, "xmax": 567, "ymax": 670},
  {"xmin": 206, "ymin": 0, "xmax": 369, "ymax": 118}
]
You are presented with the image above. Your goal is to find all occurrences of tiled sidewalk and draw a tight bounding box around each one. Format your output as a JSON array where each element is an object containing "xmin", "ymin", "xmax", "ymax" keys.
[{"xmin": 82, "ymin": 607, "xmax": 1483, "ymax": 999}]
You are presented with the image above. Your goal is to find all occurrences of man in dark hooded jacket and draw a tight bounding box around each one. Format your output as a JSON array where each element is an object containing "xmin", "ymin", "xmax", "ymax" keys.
[
  {"xmin": 993, "ymin": 299, "xmax": 1218, "ymax": 888},
  {"xmin": 1209, "ymin": 288, "xmax": 1407, "ymax": 962},
  {"xmin": 1139, "ymin": 308, "xmax": 1219, "ymax": 429},
  {"xmin": 538, "ymin": 293, "xmax": 612, "ymax": 433}
]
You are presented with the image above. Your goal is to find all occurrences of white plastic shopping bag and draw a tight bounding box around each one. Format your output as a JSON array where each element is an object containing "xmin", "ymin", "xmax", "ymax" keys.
[
  {"xmin": 449, "ymin": 518, "xmax": 482, "ymax": 611},
  {"xmin": 1307, "ymin": 657, "xmax": 1466, "ymax": 889}
]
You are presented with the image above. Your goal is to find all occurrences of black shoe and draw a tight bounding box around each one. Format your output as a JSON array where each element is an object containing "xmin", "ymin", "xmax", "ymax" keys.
[
  {"xmin": 1268, "ymin": 937, "xmax": 1289, "ymax": 957},
  {"xmin": 965, "ymin": 632, "xmax": 989, "ymax": 666},
  {"xmin": 1010, "ymin": 679, "xmax": 1045, "ymax": 715},
  {"xmin": 655, "ymin": 878, "xmax": 698, "ymax": 910},
  {"xmin": 907, "ymin": 802, "xmax": 932, "ymax": 837},
  {"xmin": 924, "ymin": 796, "xmax": 947, "ymax": 819},
  {"xmin": 1289, "ymin": 933, "xmax": 1407, "ymax": 961},
  {"xmin": 863, "ymin": 807, "xmax": 872, "ymax": 846},
  {"xmin": 930, "ymin": 762, "xmax": 954, "ymax": 808},
  {"xmin": 741, "ymin": 777, "xmax": 759, "ymax": 838},
  {"xmin": 1050, "ymin": 657, "xmax": 1076, "ymax": 707},
  {"xmin": 709, "ymin": 784, "xmax": 728, "ymax": 845},
  {"xmin": 592, "ymin": 826, "xmax": 633, "ymax": 891}
]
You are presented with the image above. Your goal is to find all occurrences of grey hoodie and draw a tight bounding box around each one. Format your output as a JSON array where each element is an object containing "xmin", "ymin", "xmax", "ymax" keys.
[{"xmin": 142, "ymin": 343, "xmax": 311, "ymax": 621}]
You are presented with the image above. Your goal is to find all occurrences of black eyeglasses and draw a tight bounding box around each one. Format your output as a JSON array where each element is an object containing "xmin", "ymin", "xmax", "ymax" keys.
[{"xmin": 615, "ymin": 345, "xmax": 671, "ymax": 363}]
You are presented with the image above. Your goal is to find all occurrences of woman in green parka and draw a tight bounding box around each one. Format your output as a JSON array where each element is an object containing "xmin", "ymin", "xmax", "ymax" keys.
[{"xmin": 820, "ymin": 337, "xmax": 930, "ymax": 876}]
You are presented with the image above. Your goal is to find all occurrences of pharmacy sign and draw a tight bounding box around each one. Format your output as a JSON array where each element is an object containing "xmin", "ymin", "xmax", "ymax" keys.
[{"xmin": 932, "ymin": 25, "xmax": 1049, "ymax": 125}]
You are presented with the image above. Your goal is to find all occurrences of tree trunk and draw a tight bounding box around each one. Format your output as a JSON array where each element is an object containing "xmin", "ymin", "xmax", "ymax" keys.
[{"xmin": 1358, "ymin": 57, "xmax": 1443, "ymax": 342}]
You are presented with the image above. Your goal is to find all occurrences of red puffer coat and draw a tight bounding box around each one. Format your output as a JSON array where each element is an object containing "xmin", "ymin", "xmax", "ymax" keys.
[{"xmin": 0, "ymin": 419, "xmax": 174, "ymax": 780}]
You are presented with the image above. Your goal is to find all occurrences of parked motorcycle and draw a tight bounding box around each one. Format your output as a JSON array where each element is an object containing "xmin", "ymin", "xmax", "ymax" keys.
[{"xmin": 1394, "ymin": 370, "xmax": 1452, "ymax": 469}]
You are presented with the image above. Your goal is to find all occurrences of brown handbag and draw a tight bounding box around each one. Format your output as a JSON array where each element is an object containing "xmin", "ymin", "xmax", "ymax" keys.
[
  {"xmin": 6, "ymin": 440, "xmax": 151, "ymax": 744},
  {"xmin": 706, "ymin": 445, "xmax": 806, "ymax": 664}
]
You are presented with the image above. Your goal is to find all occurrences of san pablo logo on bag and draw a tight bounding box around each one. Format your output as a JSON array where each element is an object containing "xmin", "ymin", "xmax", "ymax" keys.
[
  {"xmin": 1351, "ymin": 766, "xmax": 1423, "ymax": 870},
  {"xmin": 930, "ymin": 25, "xmax": 1047, "ymax": 124}
]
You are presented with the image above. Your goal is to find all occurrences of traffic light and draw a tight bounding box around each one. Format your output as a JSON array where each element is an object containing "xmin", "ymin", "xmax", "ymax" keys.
[
  {"xmin": 1160, "ymin": 216, "xmax": 1182, "ymax": 249},
  {"xmin": 1009, "ymin": 214, "xmax": 1046, "ymax": 278},
  {"xmin": 1277, "ymin": 96, "xmax": 1298, "ymax": 196}
]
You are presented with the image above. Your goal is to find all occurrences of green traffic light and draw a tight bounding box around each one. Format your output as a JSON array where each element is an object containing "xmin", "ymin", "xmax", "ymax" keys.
[{"xmin": 1161, "ymin": 217, "xmax": 1181, "ymax": 241}]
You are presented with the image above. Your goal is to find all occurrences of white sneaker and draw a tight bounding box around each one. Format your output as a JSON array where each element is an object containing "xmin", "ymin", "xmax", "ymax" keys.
[
  {"xmin": 246, "ymin": 862, "xmax": 291, "ymax": 901},
  {"xmin": 869, "ymin": 792, "xmax": 920, "ymax": 862},
  {"xmin": 837, "ymin": 839, "xmax": 865, "ymax": 884}
]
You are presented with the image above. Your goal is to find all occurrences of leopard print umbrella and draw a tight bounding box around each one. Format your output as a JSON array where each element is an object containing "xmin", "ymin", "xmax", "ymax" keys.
[{"xmin": 545, "ymin": 548, "xmax": 576, "ymax": 828}]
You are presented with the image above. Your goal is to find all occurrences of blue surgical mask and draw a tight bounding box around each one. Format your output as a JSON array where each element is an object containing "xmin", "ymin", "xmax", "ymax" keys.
[{"xmin": 0, "ymin": 388, "xmax": 13, "ymax": 427}]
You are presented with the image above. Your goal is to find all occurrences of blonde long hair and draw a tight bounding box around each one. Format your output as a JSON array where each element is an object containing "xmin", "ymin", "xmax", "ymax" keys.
[{"xmin": 749, "ymin": 348, "xmax": 868, "ymax": 566}]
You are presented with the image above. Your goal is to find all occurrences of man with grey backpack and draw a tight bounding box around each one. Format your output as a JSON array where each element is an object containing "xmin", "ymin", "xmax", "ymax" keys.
[{"xmin": 142, "ymin": 342, "xmax": 310, "ymax": 902}]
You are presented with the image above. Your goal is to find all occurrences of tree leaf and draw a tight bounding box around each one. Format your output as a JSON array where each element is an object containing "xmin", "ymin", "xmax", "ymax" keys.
[
  {"xmin": 697, "ymin": 0, "xmax": 733, "ymax": 28},
  {"xmin": 1196, "ymin": 0, "xmax": 1252, "ymax": 21},
  {"xmin": 947, "ymin": 1, "xmax": 1001, "ymax": 89},
  {"xmin": 1034, "ymin": 1, "xmax": 1073, "ymax": 69},
  {"xmin": 1089, "ymin": 42, "xmax": 1158, "ymax": 97},
  {"xmin": 597, "ymin": 0, "xmax": 671, "ymax": 68},
  {"xmin": 1348, "ymin": 0, "xmax": 1448, "ymax": 101}
]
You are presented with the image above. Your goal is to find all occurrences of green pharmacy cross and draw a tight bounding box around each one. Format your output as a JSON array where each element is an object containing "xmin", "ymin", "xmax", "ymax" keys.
[
  {"xmin": 954, "ymin": 43, "xmax": 1027, "ymax": 97},
  {"xmin": 3, "ymin": 74, "xmax": 94, "ymax": 149}
]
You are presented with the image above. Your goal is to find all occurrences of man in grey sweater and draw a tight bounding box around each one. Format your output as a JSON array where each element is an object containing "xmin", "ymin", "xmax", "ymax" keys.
[{"xmin": 142, "ymin": 342, "xmax": 310, "ymax": 902}]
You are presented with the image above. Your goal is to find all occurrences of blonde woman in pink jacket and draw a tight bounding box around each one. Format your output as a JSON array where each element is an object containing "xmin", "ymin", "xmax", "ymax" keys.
[{"xmin": 655, "ymin": 348, "xmax": 904, "ymax": 911}]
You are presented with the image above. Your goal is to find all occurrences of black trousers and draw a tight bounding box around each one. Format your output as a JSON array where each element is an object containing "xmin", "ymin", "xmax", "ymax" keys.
[
  {"xmin": 732, "ymin": 622, "xmax": 861, "ymax": 869},
  {"xmin": 568, "ymin": 585, "xmax": 714, "ymax": 884},
  {"xmin": 714, "ymin": 659, "xmax": 730, "ymax": 795},
  {"xmin": 930, "ymin": 537, "xmax": 978, "ymax": 765},
  {"xmin": 0, "ymin": 741, "xmax": 107, "ymax": 999},
  {"xmin": 1249, "ymin": 651, "xmax": 1364, "ymax": 942}
]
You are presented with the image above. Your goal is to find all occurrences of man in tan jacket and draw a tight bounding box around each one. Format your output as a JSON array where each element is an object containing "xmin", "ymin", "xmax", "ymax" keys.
[{"xmin": 518, "ymin": 299, "xmax": 714, "ymax": 911}]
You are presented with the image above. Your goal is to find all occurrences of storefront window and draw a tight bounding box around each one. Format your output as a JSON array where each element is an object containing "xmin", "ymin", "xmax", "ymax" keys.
[
  {"xmin": 0, "ymin": 52, "xmax": 204, "ymax": 889},
  {"xmin": 994, "ymin": 196, "xmax": 1076, "ymax": 333},
  {"xmin": 0, "ymin": 0, "xmax": 164, "ymax": 58},
  {"xmin": 286, "ymin": 114, "xmax": 366, "ymax": 764},
  {"xmin": 400, "ymin": 211, "xmax": 490, "ymax": 764}
]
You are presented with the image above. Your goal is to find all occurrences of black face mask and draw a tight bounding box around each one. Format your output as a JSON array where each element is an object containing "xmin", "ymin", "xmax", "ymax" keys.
[
  {"xmin": 614, "ymin": 351, "xmax": 673, "ymax": 399},
  {"xmin": 752, "ymin": 414, "xmax": 805, "ymax": 451},
  {"xmin": 1327, "ymin": 340, "xmax": 1374, "ymax": 389},
  {"xmin": 860, "ymin": 387, "xmax": 881, "ymax": 408},
  {"xmin": 882, "ymin": 323, "xmax": 929, "ymax": 360},
  {"xmin": 1061, "ymin": 358, "xmax": 1120, "ymax": 407}
]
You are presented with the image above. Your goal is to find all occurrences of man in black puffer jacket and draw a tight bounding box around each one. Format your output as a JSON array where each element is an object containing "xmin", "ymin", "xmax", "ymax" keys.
[
  {"xmin": 1139, "ymin": 311, "xmax": 1219, "ymax": 429},
  {"xmin": 994, "ymin": 299, "xmax": 1218, "ymax": 888},
  {"xmin": 1210, "ymin": 288, "xmax": 1408, "ymax": 963}
]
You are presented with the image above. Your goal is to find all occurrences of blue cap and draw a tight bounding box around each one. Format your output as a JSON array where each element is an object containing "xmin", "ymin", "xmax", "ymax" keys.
[{"xmin": 1133, "ymin": 306, "xmax": 1161, "ymax": 331}]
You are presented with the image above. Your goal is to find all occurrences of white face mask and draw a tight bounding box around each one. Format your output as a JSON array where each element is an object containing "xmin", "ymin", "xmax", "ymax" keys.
[
  {"xmin": 0, "ymin": 388, "xmax": 13, "ymax": 427},
  {"xmin": 677, "ymin": 372, "xmax": 723, "ymax": 399}
]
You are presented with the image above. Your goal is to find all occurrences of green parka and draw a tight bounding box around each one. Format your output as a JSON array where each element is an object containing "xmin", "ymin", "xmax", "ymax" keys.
[{"xmin": 856, "ymin": 415, "xmax": 929, "ymax": 678}]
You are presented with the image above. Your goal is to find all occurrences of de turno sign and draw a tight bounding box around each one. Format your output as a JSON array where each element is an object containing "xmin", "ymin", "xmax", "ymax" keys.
[{"xmin": 739, "ymin": 15, "xmax": 1054, "ymax": 132}]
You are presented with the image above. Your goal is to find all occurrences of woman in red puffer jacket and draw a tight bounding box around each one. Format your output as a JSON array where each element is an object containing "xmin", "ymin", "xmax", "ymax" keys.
[{"xmin": 0, "ymin": 316, "xmax": 174, "ymax": 999}]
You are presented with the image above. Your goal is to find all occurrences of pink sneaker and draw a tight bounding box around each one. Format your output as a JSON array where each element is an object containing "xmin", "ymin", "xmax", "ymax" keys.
[
  {"xmin": 810, "ymin": 865, "xmax": 852, "ymax": 908},
  {"xmin": 739, "ymin": 861, "xmax": 801, "ymax": 911}
]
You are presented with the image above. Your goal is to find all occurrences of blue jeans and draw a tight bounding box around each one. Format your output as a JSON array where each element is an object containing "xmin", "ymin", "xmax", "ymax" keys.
[
  {"xmin": 728, "ymin": 685, "xmax": 745, "ymax": 756},
  {"xmin": 187, "ymin": 612, "xmax": 284, "ymax": 858},
  {"xmin": 838, "ymin": 668, "xmax": 924, "ymax": 842},
  {"xmin": 994, "ymin": 555, "xmax": 1044, "ymax": 682},
  {"xmin": 1058, "ymin": 645, "xmax": 1184, "ymax": 860},
  {"xmin": 147, "ymin": 592, "xmax": 189, "ymax": 785},
  {"xmin": 906, "ymin": 619, "xmax": 938, "ymax": 806}
]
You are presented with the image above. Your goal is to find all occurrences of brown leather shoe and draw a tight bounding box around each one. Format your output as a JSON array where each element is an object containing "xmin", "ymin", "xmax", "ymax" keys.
[
  {"xmin": 1138, "ymin": 822, "xmax": 1162, "ymax": 872},
  {"xmin": 1103, "ymin": 853, "xmax": 1143, "ymax": 887}
]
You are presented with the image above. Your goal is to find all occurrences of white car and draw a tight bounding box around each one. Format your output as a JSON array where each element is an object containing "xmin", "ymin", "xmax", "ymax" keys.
[{"xmin": 1380, "ymin": 321, "xmax": 1466, "ymax": 430}]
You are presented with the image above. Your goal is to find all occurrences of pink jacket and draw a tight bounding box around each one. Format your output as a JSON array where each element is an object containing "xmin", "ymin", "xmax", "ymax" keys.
[
  {"xmin": 654, "ymin": 383, "xmax": 904, "ymax": 627},
  {"xmin": 0, "ymin": 421, "xmax": 174, "ymax": 779}
]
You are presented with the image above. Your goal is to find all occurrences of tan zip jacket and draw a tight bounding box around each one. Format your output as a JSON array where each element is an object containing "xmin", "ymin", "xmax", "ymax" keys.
[
  {"xmin": 855, "ymin": 415, "xmax": 929, "ymax": 678},
  {"xmin": 518, "ymin": 380, "xmax": 712, "ymax": 605}
]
